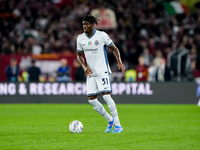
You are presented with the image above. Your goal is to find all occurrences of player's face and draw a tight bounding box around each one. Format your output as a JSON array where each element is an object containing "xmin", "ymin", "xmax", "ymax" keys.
[{"xmin": 82, "ymin": 21, "xmax": 93, "ymax": 33}]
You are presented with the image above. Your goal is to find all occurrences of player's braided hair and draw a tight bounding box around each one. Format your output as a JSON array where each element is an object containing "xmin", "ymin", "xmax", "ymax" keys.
[{"xmin": 83, "ymin": 15, "xmax": 100, "ymax": 25}]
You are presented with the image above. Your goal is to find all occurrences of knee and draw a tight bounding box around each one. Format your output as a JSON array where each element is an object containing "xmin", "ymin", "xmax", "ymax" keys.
[
  {"xmin": 102, "ymin": 92, "xmax": 111, "ymax": 95},
  {"xmin": 103, "ymin": 94, "xmax": 115, "ymax": 105},
  {"xmin": 88, "ymin": 95, "xmax": 97, "ymax": 100},
  {"xmin": 103, "ymin": 94, "xmax": 111, "ymax": 101},
  {"xmin": 102, "ymin": 92, "xmax": 111, "ymax": 101}
]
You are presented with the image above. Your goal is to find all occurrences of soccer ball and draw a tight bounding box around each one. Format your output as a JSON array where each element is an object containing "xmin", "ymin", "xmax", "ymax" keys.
[{"xmin": 69, "ymin": 120, "xmax": 83, "ymax": 133}]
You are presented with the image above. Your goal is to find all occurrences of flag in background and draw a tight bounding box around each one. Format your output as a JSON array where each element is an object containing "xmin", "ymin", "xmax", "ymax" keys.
[{"xmin": 163, "ymin": 1, "xmax": 188, "ymax": 15}]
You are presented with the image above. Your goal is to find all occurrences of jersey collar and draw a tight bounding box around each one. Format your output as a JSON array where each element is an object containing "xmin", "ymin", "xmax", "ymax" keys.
[{"xmin": 85, "ymin": 29, "xmax": 96, "ymax": 39}]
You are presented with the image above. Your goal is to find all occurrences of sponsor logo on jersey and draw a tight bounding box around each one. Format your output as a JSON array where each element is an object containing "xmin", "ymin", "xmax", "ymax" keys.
[
  {"xmin": 85, "ymin": 48, "xmax": 98, "ymax": 52},
  {"xmin": 94, "ymin": 40, "xmax": 99, "ymax": 46},
  {"xmin": 88, "ymin": 41, "xmax": 92, "ymax": 45}
]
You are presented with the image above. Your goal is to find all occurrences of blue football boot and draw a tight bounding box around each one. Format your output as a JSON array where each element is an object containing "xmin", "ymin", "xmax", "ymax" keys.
[
  {"xmin": 105, "ymin": 118, "xmax": 114, "ymax": 133},
  {"xmin": 112, "ymin": 126, "xmax": 123, "ymax": 133}
]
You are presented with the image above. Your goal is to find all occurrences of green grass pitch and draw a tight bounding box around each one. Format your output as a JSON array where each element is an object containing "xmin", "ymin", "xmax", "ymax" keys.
[{"xmin": 0, "ymin": 104, "xmax": 200, "ymax": 150}]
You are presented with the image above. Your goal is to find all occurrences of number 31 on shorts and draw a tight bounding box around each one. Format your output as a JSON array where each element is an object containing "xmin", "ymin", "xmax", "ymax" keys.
[{"xmin": 102, "ymin": 78, "xmax": 108, "ymax": 85}]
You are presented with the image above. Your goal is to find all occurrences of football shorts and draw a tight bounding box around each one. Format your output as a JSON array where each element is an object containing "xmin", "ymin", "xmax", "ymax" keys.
[{"xmin": 86, "ymin": 74, "xmax": 112, "ymax": 96}]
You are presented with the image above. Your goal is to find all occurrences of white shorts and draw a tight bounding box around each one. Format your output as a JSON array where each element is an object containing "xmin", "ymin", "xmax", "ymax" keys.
[{"xmin": 86, "ymin": 74, "xmax": 112, "ymax": 96}]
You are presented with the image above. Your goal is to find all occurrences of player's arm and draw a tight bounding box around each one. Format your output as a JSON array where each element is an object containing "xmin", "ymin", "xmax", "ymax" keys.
[
  {"xmin": 109, "ymin": 44, "xmax": 125, "ymax": 73},
  {"xmin": 77, "ymin": 51, "xmax": 93, "ymax": 77}
]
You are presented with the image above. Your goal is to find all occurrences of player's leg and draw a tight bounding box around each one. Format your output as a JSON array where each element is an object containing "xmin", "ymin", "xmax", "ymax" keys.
[
  {"xmin": 88, "ymin": 96, "xmax": 114, "ymax": 133},
  {"xmin": 102, "ymin": 93, "xmax": 123, "ymax": 133},
  {"xmin": 96, "ymin": 75, "xmax": 122, "ymax": 133},
  {"xmin": 198, "ymin": 98, "xmax": 200, "ymax": 107},
  {"xmin": 97, "ymin": 74, "xmax": 123, "ymax": 133},
  {"xmin": 88, "ymin": 95, "xmax": 113, "ymax": 123},
  {"xmin": 87, "ymin": 77, "xmax": 113, "ymax": 130}
]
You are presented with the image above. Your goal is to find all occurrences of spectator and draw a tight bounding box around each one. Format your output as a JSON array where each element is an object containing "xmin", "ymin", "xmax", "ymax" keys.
[
  {"xmin": 0, "ymin": 0, "xmax": 200, "ymax": 82},
  {"xmin": 191, "ymin": 59, "xmax": 200, "ymax": 79},
  {"xmin": 155, "ymin": 57, "xmax": 172, "ymax": 82},
  {"xmin": 5, "ymin": 58, "xmax": 19, "ymax": 82},
  {"xmin": 148, "ymin": 63, "xmax": 157, "ymax": 82},
  {"xmin": 57, "ymin": 58, "xmax": 71, "ymax": 82},
  {"xmin": 136, "ymin": 56, "xmax": 148, "ymax": 81},
  {"xmin": 153, "ymin": 50, "xmax": 163, "ymax": 67},
  {"xmin": 140, "ymin": 47, "xmax": 154, "ymax": 67},
  {"xmin": 28, "ymin": 59, "xmax": 41, "ymax": 82},
  {"xmin": 125, "ymin": 69, "xmax": 137, "ymax": 82},
  {"xmin": 73, "ymin": 59, "xmax": 85, "ymax": 81}
]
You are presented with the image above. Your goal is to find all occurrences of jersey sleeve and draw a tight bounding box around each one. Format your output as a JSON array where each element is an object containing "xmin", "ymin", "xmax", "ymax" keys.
[
  {"xmin": 102, "ymin": 32, "xmax": 113, "ymax": 47},
  {"xmin": 76, "ymin": 35, "xmax": 83, "ymax": 52}
]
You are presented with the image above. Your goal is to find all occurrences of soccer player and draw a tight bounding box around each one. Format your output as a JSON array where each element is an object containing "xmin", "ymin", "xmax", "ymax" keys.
[{"xmin": 76, "ymin": 15, "xmax": 125, "ymax": 133}]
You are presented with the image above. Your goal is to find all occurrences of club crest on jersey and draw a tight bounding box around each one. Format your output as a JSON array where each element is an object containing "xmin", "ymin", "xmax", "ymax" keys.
[
  {"xmin": 88, "ymin": 41, "xmax": 92, "ymax": 45},
  {"xmin": 94, "ymin": 40, "xmax": 99, "ymax": 46}
]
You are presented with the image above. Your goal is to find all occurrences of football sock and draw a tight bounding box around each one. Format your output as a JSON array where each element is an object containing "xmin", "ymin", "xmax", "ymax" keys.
[
  {"xmin": 103, "ymin": 95, "xmax": 121, "ymax": 127},
  {"xmin": 88, "ymin": 99, "xmax": 113, "ymax": 122},
  {"xmin": 198, "ymin": 98, "xmax": 200, "ymax": 107}
]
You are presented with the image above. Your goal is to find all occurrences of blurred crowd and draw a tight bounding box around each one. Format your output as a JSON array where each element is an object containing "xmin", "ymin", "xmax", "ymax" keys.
[
  {"xmin": 1, "ymin": 0, "xmax": 200, "ymax": 82},
  {"xmin": 5, "ymin": 57, "xmax": 86, "ymax": 82}
]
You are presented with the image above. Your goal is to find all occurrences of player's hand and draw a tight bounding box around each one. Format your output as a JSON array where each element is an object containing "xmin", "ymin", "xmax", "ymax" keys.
[
  {"xmin": 118, "ymin": 62, "xmax": 125, "ymax": 73},
  {"xmin": 84, "ymin": 67, "xmax": 93, "ymax": 77}
]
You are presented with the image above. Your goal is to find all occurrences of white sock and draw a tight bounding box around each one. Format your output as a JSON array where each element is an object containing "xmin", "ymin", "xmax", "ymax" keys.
[
  {"xmin": 103, "ymin": 95, "xmax": 121, "ymax": 127},
  {"xmin": 88, "ymin": 99, "xmax": 113, "ymax": 122},
  {"xmin": 198, "ymin": 98, "xmax": 200, "ymax": 107}
]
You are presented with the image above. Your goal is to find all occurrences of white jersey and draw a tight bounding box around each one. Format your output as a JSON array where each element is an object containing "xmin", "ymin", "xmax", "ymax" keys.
[{"xmin": 77, "ymin": 29, "xmax": 113, "ymax": 77}]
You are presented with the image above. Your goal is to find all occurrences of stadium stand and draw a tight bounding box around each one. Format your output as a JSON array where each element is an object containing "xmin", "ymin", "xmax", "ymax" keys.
[{"xmin": 0, "ymin": 0, "xmax": 200, "ymax": 82}]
